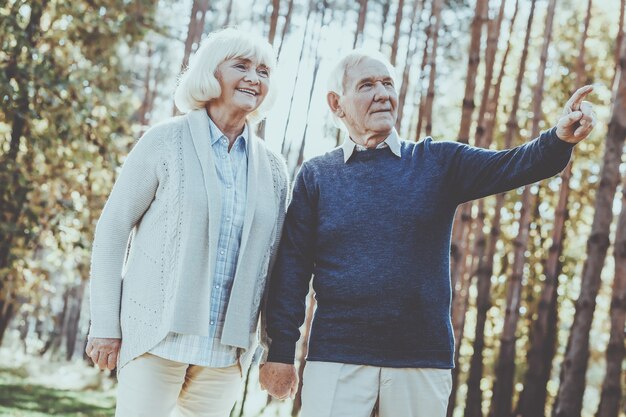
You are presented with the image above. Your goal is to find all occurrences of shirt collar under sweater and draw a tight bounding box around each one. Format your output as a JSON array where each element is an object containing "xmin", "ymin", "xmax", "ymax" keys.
[
  {"xmin": 207, "ymin": 114, "xmax": 249, "ymax": 156},
  {"xmin": 341, "ymin": 129, "xmax": 401, "ymax": 163}
]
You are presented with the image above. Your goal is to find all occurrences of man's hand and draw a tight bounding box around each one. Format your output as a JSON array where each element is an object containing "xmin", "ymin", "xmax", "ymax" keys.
[
  {"xmin": 556, "ymin": 84, "xmax": 597, "ymax": 144},
  {"xmin": 86, "ymin": 337, "xmax": 121, "ymax": 371},
  {"xmin": 259, "ymin": 362, "xmax": 299, "ymax": 400}
]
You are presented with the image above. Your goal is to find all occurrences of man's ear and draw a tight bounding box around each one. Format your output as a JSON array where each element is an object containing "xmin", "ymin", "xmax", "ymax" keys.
[{"xmin": 327, "ymin": 91, "xmax": 345, "ymax": 117}]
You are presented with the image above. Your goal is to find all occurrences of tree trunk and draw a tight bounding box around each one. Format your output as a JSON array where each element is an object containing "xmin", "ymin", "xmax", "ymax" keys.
[
  {"xmin": 423, "ymin": 0, "xmax": 444, "ymax": 137},
  {"xmin": 552, "ymin": 32, "xmax": 626, "ymax": 417},
  {"xmin": 268, "ymin": 0, "xmax": 281, "ymax": 45},
  {"xmin": 414, "ymin": 17, "xmax": 433, "ymax": 141},
  {"xmin": 353, "ymin": 0, "xmax": 368, "ymax": 48},
  {"xmin": 280, "ymin": 0, "xmax": 316, "ymax": 157},
  {"xmin": 222, "ymin": 0, "xmax": 234, "ymax": 26},
  {"xmin": 390, "ymin": 0, "xmax": 405, "ymax": 66},
  {"xmin": 0, "ymin": 2, "xmax": 47, "ymax": 340},
  {"xmin": 611, "ymin": 0, "xmax": 625, "ymax": 89},
  {"xmin": 0, "ymin": 300, "xmax": 15, "ymax": 347},
  {"xmin": 516, "ymin": 2, "xmax": 591, "ymax": 415},
  {"xmin": 277, "ymin": 0, "xmax": 294, "ymax": 59},
  {"xmin": 379, "ymin": 0, "xmax": 391, "ymax": 48},
  {"xmin": 181, "ymin": 0, "xmax": 210, "ymax": 70},
  {"xmin": 65, "ymin": 282, "xmax": 86, "ymax": 361},
  {"xmin": 490, "ymin": 0, "xmax": 556, "ymax": 415},
  {"xmin": 396, "ymin": 0, "xmax": 424, "ymax": 134},
  {"xmin": 595, "ymin": 163, "xmax": 626, "ymax": 417},
  {"xmin": 514, "ymin": 163, "xmax": 570, "ymax": 417},
  {"xmin": 138, "ymin": 44, "xmax": 154, "ymax": 126},
  {"xmin": 291, "ymin": 291, "xmax": 316, "ymax": 416},
  {"xmin": 291, "ymin": 5, "xmax": 327, "ymax": 176},
  {"xmin": 462, "ymin": 3, "xmax": 519, "ymax": 414}
]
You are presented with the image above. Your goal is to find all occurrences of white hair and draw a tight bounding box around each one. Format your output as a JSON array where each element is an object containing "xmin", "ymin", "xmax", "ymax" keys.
[
  {"xmin": 174, "ymin": 28, "xmax": 278, "ymax": 124},
  {"xmin": 326, "ymin": 48, "xmax": 398, "ymax": 129}
]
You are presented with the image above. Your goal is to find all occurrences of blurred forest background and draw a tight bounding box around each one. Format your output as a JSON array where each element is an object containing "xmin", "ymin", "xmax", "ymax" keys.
[{"xmin": 1, "ymin": 0, "xmax": 626, "ymax": 416}]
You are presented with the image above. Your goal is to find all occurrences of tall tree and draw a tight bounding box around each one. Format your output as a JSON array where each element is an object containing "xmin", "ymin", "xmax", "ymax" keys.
[
  {"xmin": 396, "ymin": 0, "xmax": 424, "ymax": 133},
  {"xmin": 449, "ymin": 0, "xmax": 489, "ymax": 299},
  {"xmin": 353, "ymin": 0, "xmax": 368, "ymax": 48},
  {"xmin": 422, "ymin": 0, "xmax": 444, "ymax": 136},
  {"xmin": 280, "ymin": 0, "xmax": 316, "ymax": 157},
  {"xmin": 414, "ymin": 14, "xmax": 433, "ymax": 140},
  {"xmin": 390, "ymin": 0, "xmax": 405, "ymax": 65},
  {"xmin": 552, "ymin": 21, "xmax": 626, "ymax": 417},
  {"xmin": 181, "ymin": 0, "xmax": 211, "ymax": 70},
  {"xmin": 379, "ymin": 0, "xmax": 392, "ymax": 48},
  {"xmin": 463, "ymin": 2, "xmax": 519, "ymax": 416},
  {"xmin": 277, "ymin": 0, "xmax": 295, "ymax": 59},
  {"xmin": 516, "ymin": 3, "xmax": 592, "ymax": 416},
  {"xmin": 0, "ymin": 0, "xmax": 158, "ymax": 344},
  {"xmin": 612, "ymin": 0, "xmax": 625, "ymax": 89},
  {"xmin": 491, "ymin": 0, "xmax": 558, "ymax": 415},
  {"xmin": 595, "ymin": 159, "xmax": 626, "ymax": 416},
  {"xmin": 594, "ymin": 37, "xmax": 626, "ymax": 417},
  {"xmin": 268, "ymin": 0, "xmax": 281, "ymax": 45}
]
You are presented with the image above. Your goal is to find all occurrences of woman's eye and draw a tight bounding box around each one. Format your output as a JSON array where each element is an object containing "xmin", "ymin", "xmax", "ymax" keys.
[
  {"xmin": 258, "ymin": 68, "xmax": 269, "ymax": 77},
  {"xmin": 234, "ymin": 64, "xmax": 246, "ymax": 70}
]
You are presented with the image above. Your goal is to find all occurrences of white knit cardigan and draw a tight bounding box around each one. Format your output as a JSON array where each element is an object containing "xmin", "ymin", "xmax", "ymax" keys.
[{"xmin": 88, "ymin": 109, "xmax": 288, "ymax": 369}]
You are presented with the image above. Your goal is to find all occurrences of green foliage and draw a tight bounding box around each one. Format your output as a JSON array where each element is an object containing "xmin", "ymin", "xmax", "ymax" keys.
[{"xmin": 0, "ymin": 0, "xmax": 158, "ymax": 335}]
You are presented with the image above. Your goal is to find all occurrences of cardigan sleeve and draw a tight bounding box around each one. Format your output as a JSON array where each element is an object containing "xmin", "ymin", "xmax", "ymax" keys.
[{"xmin": 88, "ymin": 126, "xmax": 164, "ymax": 339}]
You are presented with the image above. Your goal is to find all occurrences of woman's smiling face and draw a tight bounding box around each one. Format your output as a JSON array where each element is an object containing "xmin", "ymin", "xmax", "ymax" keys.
[{"xmin": 212, "ymin": 56, "xmax": 270, "ymax": 116}]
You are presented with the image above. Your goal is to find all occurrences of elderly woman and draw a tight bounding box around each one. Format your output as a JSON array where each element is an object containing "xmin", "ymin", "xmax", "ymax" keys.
[{"xmin": 86, "ymin": 28, "xmax": 288, "ymax": 417}]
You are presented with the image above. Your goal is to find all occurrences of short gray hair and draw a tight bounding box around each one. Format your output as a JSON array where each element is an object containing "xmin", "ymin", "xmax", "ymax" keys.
[
  {"xmin": 326, "ymin": 48, "xmax": 398, "ymax": 129},
  {"xmin": 174, "ymin": 28, "xmax": 278, "ymax": 124}
]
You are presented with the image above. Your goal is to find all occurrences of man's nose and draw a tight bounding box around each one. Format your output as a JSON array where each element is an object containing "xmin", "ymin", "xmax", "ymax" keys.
[{"xmin": 373, "ymin": 82, "xmax": 390, "ymax": 100}]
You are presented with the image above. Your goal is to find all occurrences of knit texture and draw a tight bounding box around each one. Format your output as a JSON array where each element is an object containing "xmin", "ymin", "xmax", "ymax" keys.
[
  {"xmin": 266, "ymin": 127, "xmax": 573, "ymax": 368},
  {"xmin": 89, "ymin": 110, "xmax": 288, "ymax": 369}
]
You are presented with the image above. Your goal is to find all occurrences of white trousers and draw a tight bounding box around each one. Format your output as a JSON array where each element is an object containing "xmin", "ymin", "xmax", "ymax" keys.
[
  {"xmin": 300, "ymin": 361, "xmax": 452, "ymax": 417},
  {"xmin": 115, "ymin": 353, "xmax": 242, "ymax": 417}
]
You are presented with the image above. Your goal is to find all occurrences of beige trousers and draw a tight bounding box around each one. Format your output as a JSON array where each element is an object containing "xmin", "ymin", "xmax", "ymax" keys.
[
  {"xmin": 115, "ymin": 353, "xmax": 242, "ymax": 417},
  {"xmin": 300, "ymin": 361, "xmax": 452, "ymax": 417}
]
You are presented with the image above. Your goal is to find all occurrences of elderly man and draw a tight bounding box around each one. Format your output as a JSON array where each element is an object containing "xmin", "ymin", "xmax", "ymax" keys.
[{"xmin": 259, "ymin": 49, "xmax": 596, "ymax": 417}]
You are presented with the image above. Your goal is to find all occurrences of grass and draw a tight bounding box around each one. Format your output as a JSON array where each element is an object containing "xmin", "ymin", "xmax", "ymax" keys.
[{"xmin": 0, "ymin": 368, "xmax": 115, "ymax": 417}]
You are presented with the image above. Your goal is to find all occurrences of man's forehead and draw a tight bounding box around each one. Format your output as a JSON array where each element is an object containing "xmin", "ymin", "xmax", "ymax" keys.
[{"xmin": 345, "ymin": 58, "xmax": 393, "ymax": 85}]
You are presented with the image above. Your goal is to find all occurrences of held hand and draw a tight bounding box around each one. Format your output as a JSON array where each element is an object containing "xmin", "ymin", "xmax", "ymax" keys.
[
  {"xmin": 555, "ymin": 85, "xmax": 597, "ymax": 144},
  {"xmin": 86, "ymin": 337, "xmax": 121, "ymax": 371},
  {"xmin": 259, "ymin": 362, "xmax": 299, "ymax": 400}
]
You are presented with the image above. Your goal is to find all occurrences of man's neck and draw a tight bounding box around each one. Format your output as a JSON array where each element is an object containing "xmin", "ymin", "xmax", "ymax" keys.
[{"xmin": 350, "ymin": 131, "xmax": 392, "ymax": 149}]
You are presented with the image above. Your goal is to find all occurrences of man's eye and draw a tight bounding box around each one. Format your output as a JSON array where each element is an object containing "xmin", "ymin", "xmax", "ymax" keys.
[
  {"xmin": 384, "ymin": 81, "xmax": 394, "ymax": 87},
  {"xmin": 234, "ymin": 64, "xmax": 247, "ymax": 70},
  {"xmin": 360, "ymin": 83, "xmax": 372, "ymax": 89},
  {"xmin": 258, "ymin": 68, "xmax": 269, "ymax": 77}
]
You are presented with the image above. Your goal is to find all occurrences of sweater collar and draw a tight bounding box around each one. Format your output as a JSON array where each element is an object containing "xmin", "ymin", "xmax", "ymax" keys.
[{"xmin": 341, "ymin": 129, "xmax": 401, "ymax": 163}]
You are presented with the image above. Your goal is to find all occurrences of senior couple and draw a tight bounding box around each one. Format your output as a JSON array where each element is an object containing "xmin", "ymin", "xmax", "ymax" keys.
[{"xmin": 87, "ymin": 28, "xmax": 597, "ymax": 417}]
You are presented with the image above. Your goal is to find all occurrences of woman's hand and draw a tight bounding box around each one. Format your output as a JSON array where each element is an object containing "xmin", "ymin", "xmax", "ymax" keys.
[{"xmin": 86, "ymin": 337, "xmax": 121, "ymax": 371}]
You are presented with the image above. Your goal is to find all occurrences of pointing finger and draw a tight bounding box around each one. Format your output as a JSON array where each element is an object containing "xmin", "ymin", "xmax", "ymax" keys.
[{"xmin": 566, "ymin": 85, "xmax": 593, "ymax": 111}]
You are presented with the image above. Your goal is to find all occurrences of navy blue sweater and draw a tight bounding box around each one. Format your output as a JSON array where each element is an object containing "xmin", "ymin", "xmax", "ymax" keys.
[{"xmin": 266, "ymin": 128, "xmax": 573, "ymax": 368}]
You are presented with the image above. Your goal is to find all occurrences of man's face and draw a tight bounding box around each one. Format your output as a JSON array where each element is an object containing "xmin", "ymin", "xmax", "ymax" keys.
[{"xmin": 339, "ymin": 57, "xmax": 398, "ymax": 138}]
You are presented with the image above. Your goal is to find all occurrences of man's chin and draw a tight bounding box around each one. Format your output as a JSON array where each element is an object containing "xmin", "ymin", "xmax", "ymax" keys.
[{"xmin": 368, "ymin": 121, "xmax": 395, "ymax": 135}]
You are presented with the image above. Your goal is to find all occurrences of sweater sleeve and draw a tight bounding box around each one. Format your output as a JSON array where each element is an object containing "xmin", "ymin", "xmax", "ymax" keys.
[
  {"xmin": 88, "ymin": 126, "xmax": 164, "ymax": 339},
  {"xmin": 434, "ymin": 127, "xmax": 574, "ymax": 204},
  {"xmin": 258, "ymin": 151, "xmax": 289, "ymax": 363},
  {"xmin": 265, "ymin": 163, "xmax": 317, "ymax": 364}
]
